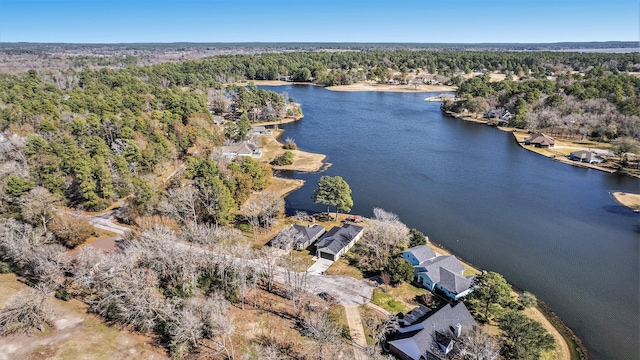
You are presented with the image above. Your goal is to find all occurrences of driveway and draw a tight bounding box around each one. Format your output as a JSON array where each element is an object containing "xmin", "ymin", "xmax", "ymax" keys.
[{"xmin": 306, "ymin": 257, "xmax": 334, "ymax": 275}]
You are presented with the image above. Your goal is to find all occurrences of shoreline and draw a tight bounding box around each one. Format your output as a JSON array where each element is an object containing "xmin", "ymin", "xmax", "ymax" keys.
[
  {"xmin": 236, "ymin": 79, "xmax": 457, "ymax": 93},
  {"xmin": 326, "ymin": 81, "xmax": 456, "ymax": 93},
  {"xmin": 251, "ymin": 112, "xmax": 303, "ymax": 127},
  {"xmin": 261, "ymin": 93, "xmax": 585, "ymax": 360},
  {"xmin": 441, "ymin": 110, "xmax": 637, "ymax": 178},
  {"xmin": 424, "ymin": 237, "xmax": 583, "ymax": 360},
  {"xmin": 261, "ymin": 129, "xmax": 328, "ymax": 173},
  {"xmin": 611, "ymin": 191, "xmax": 640, "ymax": 212}
]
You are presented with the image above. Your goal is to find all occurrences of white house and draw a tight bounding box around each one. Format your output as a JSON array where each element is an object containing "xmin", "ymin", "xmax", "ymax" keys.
[{"xmin": 221, "ymin": 141, "xmax": 262, "ymax": 159}]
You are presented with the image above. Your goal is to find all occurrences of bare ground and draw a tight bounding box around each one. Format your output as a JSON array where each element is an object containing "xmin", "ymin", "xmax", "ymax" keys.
[
  {"xmin": 326, "ymin": 81, "xmax": 455, "ymax": 93},
  {"xmin": 612, "ymin": 192, "xmax": 640, "ymax": 211},
  {"xmin": 0, "ymin": 274, "xmax": 167, "ymax": 360},
  {"xmin": 262, "ymin": 130, "xmax": 328, "ymax": 172},
  {"xmin": 524, "ymin": 307, "xmax": 571, "ymax": 360}
]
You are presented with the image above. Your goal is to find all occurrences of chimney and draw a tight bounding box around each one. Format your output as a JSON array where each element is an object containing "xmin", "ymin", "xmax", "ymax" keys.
[{"xmin": 454, "ymin": 323, "xmax": 462, "ymax": 337}]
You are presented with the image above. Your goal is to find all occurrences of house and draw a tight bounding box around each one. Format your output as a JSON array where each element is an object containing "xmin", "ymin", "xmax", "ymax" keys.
[
  {"xmin": 524, "ymin": 132, "xmax": 555, "ymax": 148},
  {"xmin": 569, "ymin": 150, "xmax": 604, "ymax": 164},
  {"xmin": 221, "ymin": 141, "xmax": 262, "ymax": 158},
  {"xmin": 483, "ymin": 109, "xmax": 501, "ymax": 119},
  {"xmin": 387, "ymin": 302, "xmax": 476, "ymax": 360},
  {"xmin": 403, "ymin": 246, "xmax": 474, "ymax": 301},
  {"xmin": 315, "ymin": 224, "xmax": 364, "ymax": 261},
  {"xmin": 403, "ymin": 245, "xmax": 436, "ymax": 266},
  {"xmin": 271, "ymin": 224, "xmax": 326, "ymax": 250},
  {"xmin": 292, "ymin": 224, "xmax": 326, "ymax": 249},
  {"xmin": 251, "ymin": 126, "xmax": 272, "ymax": 136}
]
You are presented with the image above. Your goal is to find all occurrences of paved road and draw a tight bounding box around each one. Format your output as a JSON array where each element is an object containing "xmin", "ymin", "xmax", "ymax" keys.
[
  {"xmin": 86, "ymin": 210, "xmax": 130, "ymax": 235},
  {"xmin": 344, "ymin": 305, "xmax": 368, "ymax": 360}
]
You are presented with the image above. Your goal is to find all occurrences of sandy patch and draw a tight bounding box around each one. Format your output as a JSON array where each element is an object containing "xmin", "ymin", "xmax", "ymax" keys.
[
  {"xmin": 271, "ymin": 149, "xmax": 327, "ymax": 172},
  {"xmin": 326, "ymin": 81, "xmax": 455, "ymax": 93},
  {"xmin": 261, "ymin": 130, "xmax": 327, "ymax": 173},
  {"xmin": 266, "ymin": 177, "xmax": 305, "ymax": 199},
  {"xmin": 612, "ymin": 192, "xmax": 640, "ymax": 211}
]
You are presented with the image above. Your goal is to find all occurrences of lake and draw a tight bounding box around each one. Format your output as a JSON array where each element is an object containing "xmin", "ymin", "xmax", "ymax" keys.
[{"xmin": 260, "ymin": 85, "xmax": 639, "ymax": 360}]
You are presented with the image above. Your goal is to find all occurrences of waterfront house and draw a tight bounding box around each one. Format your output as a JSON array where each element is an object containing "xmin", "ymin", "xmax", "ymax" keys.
[
  {"xmin": 387, "ymin": 302, "xmax": 476, "ymax": 360},
  {"xmin": 524, "ymin": 132, "xmax": 555, "ymax": 148},
  {"xmin": 569, "ymin": 150, "xmax": 604, "ymax": 164},
  {"xmin": 221, "ymin": 141, "xmax": 262, "ymax": 158},
  {"xmin": 403, "ymin": 246, "xmax": 474, "ymax": 301},
  {"xmin": 315, "ymin": 224, "xmax": 364, "ymax": 261},
  {"xmin": 292, "ymin": 224, "xmax": 326, "ymax": 250},
  {"xmin": 250, "ymin": 126, "xmax": 272, "ymax": 136}
]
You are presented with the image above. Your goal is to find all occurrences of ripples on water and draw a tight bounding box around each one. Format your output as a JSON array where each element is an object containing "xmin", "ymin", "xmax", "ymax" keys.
[{"xmin": 262, "ymin": 85, "xmax": 639, "ymax": 360}]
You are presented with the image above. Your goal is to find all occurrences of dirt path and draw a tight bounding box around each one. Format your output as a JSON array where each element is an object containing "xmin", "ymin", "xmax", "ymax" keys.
[
  {"xmin": 525, "ymin": 307, "xmax": 571, "ymax": 360},
  {"xmin": 344, "ymin": 305, "xmax": 368, "ymax": 360}
]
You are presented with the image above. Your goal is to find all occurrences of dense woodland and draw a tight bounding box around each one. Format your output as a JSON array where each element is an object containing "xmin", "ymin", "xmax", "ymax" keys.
[{"xmin": 0, "ymin": 47, "xmax": 632, "ymax": 359}]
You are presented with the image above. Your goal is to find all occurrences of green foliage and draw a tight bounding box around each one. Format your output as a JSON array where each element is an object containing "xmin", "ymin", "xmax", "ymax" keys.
[
  {"xmin": 283, "ymin": 138, "xmax": 297, "ymax": 150},
  {"xmin": 0, "ymin": 262, "xmax": 12, "ymax": 274},
  {"xmin": 270, "ymin": 150, "xmax": 295, "ymax": 166},
  {"xmin": 499, "ymin": 311, "xmax": 555, "ymax": 360},
  {"xmin": 611, "ymin": 137, "xmax": 640, "ymax": 165},
  {"xmin": 468, "ymin": 271, "xmax": 513, "ymax": 322},
  {"xmin": 409, "ymin": 228, "xmax": 427, "ymax": 247},
  {"xmin": 55, "ymin": 288, "xmax": 73, "ymax": 301},
  {"xmin": 519, "ymin": 291, "xmax": 538, "ymax": 309},
  {"xmin": 385, "ymin": 257, "xmax": 415, "ymax": 285},
  {"xmin": 4, "ymin": 176, "xmax": 35, "ymax": 197},
  {"xmin": 312, "ymin": 175, "xmax": 353, "ymax": 215}
]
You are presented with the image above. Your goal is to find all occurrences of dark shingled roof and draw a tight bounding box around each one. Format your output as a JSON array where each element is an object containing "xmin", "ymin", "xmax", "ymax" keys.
[
  {"xmin": 405, "ymin": 245, "xmax": 437, "ymax": 264},
  {"xmin": 388, "ymin": 302, "xmax": 476, "ymax": 360},
  {"xmin": 419, "ymin": 256, "xmax": 465, "ymax": 282},
  {"xmin": 315, "ymin": 224, "xmax": 363, "ymax": 255},
  {"xmin": 291, "ymin": 224, "xmax": 326, "ymax": 247},
  {"xmin": 438, "ymin": 268, "xmax": 473, "ymax": 295}
]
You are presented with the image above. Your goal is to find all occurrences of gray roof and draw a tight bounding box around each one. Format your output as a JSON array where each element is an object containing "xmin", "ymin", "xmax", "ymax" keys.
[
  {"xmin": 315, "ymin": 224, "xmax": 364, "ymax": 255},
  {"xmin": 569, "ymin": 150, "xmax": 602, "ymax": 162},
  {"xmin": 419, "ymin": 255, "xmax": 465, "ymax": 281},
  {"xmin": 221, "ymin": 141, "xmax": 260, "ymax": 156},
  {"xmin": 388, "ymin": 302, "xmax": 476, "ymax": 360},
  {"xmin": 405, "ymin": 245, "xmax": 437, "ymax": 263},
  {"xmin": 292, "ymin": 224, "xmax": 326, "ymax": 247},
  {"xmin": 438, "ymin": 268, "xmax": 473, "ymax": 295}
]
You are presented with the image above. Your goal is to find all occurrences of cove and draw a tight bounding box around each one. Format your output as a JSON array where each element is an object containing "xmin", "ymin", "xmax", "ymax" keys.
[{"xmin": 260, "ymin": 84, "xmax": 639, "ymax": 360}]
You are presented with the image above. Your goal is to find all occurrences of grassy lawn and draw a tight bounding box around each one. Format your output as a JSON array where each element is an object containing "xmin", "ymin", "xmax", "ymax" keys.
[
  {"xmin": 324, "ymin": 257, "xmax": 364, "ymax": 279},
  {"xmin": 371, "ymin": 283, "xmax": 428, "ymax": 314}
]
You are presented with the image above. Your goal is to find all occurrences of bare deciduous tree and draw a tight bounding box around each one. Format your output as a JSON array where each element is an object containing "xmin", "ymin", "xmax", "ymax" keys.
[
  {"xmin": 19, "ymin": 187, "xmax": 62, "ymax": 232},
  {"xmin": 358, "ymin": 208, "xmax": 410, "ymax": 271},
  {"xmin": 0, "ymin": 284, "xmax": 54, "ymax": 335},
  {"xmin": 301, "ymin": 310, "xmax": 343, "ymax": 360},
  {"xmin": 457, "ymin": 325, "xmax": 502, "ymax": 360},
  {"xmin": 158, "ymin": 186, "xmax": 199, "ymax": 224},
  {"xmin": 49, "ymin": 213, "xmax": 96, "ymax": 248}
]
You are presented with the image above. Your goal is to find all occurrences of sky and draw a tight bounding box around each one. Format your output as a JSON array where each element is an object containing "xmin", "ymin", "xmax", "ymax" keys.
[{"xmin": 0, "ymin": 0, "xmax": 638, "ymax": 44}]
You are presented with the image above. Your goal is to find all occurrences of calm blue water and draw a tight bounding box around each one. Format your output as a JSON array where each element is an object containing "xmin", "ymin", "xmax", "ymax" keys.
[{"xmin": 261, "ymin": 85, "xmax": 639, "ymax": 360}]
